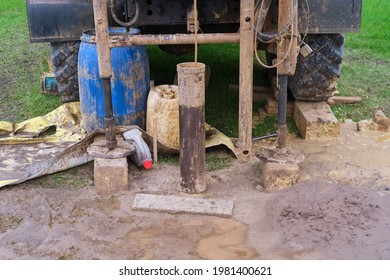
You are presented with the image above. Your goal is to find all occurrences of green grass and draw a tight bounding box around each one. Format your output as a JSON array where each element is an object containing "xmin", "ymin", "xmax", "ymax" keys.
[
  {"xmin": 0, "ymin": 0, "xmax": 388, "ymax": 129},
  {"xmin": 0, "ymin": 0, "xmax": 61, "ymax": 122},
  {"xmin": 336, "ymin": 0, "xmax": 390, "ymax": 121},
  {"xmin": 158, "ymin": 152, "xmax": 233, "ymax": 172},
  {"xmin": 27, "ymin": 166, "xmax": 90, "ymax": 189}
]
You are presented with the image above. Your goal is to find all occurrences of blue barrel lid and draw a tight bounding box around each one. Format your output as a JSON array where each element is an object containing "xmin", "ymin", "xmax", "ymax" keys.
[{"xmin": 81, "ymin": 27, "xmax": 140, "ymax": 44}]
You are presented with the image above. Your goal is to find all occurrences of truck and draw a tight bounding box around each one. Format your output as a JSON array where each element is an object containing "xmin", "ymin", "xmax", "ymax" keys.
[{"xmin": 26, "ymin": 0, "xmax": 362, "ymax": 103}]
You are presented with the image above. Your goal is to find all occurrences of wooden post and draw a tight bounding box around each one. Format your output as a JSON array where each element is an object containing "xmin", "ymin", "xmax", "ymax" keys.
[{"xmin": 238, "ymin": 0, "xmax": 255, "ymax": 162}]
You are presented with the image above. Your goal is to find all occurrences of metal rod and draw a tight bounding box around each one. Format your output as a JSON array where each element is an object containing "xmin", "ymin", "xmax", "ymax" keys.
[
  {"xmin": 109, "ymin": 33, "xmax": 240, "ymax": 47},
  {"xmin": 252, "ymin": 133, "xmax": 278, "ymax": 142},
  {"xmin": 277, "ymin": 0, "xmax": 298, "ymax": 76},
  {"xmin": 153, "ymin": 114, "xmax": 158, "ymax": 163},
  {"xmin": 178, "ymin": 62, "xmax": 206, "ymax": 194},
  {"xmin": 238, "ymin": 0, "xmax": 255, "ymax": 162},
  {"xmin": 277, "ymin": 75, "xmax": 288, "ymax": 149},
  {"xmin": 93, "ymin": 0, "xmax": 112, "ymax": 78},
  {"xmin": 102, "ymin": 78, "xmax": 117, "ymax": 150},
  {"xmin": 275, "ymin": 0, "xmax": 299, "ymax": 149},
  {"xmin": 93, "ymin": 0, "xmax": 116, "ymax": 150}
]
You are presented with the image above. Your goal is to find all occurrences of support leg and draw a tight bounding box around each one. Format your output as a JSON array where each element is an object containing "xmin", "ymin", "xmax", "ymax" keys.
[{"xmin": 238, "ymin": 0, "xmax": 255, "ymax": 162}]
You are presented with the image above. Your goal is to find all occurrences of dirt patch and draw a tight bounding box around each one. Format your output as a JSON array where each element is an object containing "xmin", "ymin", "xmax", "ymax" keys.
[
  {"xmin": 0, "ymin": 123, "xmax": 390, "ymax": 259},
  {"xmin": 0, "ymin": 215, "xmax": 23, "ymax": 233},
  {"xmin": 263, "ymin": 181, "xmax": 390, "ymax": 259}
]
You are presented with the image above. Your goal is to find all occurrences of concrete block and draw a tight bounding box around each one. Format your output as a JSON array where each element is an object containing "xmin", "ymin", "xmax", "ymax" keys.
[
  {"xmin": 261, "ymin": 162, "xmax": 300, "ymax": 189},
  {"xmin": 132, "ymin": 194, "xmax": 234, "ymax": 217},
  {"xmin": 294, "ymin": 101, "xmax": 340, "ymax": 139},
  {"xmin": 94, "ymin": 157, "xmax": 128, "ymax": 196}
]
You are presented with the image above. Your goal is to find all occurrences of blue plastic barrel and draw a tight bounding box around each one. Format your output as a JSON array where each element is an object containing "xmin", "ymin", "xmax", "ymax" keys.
[{"xmin": 78, "ymin": 27, "xmax": 150, "ymax": 133}]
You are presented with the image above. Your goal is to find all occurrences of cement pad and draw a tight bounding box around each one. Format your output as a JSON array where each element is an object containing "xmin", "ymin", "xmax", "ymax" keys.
[{"xmin": 132, "ymin": 194, "xmax": 234, "ymax": 217}]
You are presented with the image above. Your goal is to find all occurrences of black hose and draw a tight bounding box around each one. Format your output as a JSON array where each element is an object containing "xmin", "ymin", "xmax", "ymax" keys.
[
  {"xmin": 255, "ymin": 0, "xmax": 297, "ymax": 43},
  {"xmin": 110, "ymin": 0, "xmax": 140, "ymax": 27}
]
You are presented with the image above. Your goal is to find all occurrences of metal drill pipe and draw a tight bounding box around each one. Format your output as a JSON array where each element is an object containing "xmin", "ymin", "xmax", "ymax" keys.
[
  {"xmin": 277, "ymin": 0, "xmax": 298, "ymax": 76},
  {"xmin": 92, "ymin": 0, "xmax": 112, "ymax": 78},
  {"xmin": 102, "ymin": 78, "xmax": 116, "ymax": 150},
  {"xmin": 109, "ymin": 33, "xmax": 240, "ymax": 47},
  {"xmin": 277, "ymin": 75, "xmax": 288, "ymax": 149},
  {"xmin": 178, "ymin": 62, "xmax": 206, "ymax": 194},
  {"xmin": 276, "ymin": 0, "xmax": 298, "ymax": 149},
  {"xmin": 93, "ymin": 0, "xmax": 116, "ymax": 150}
]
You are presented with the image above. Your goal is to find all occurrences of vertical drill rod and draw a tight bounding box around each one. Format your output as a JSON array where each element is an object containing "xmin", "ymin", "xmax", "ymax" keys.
[
  {"xmin": 276, "ymin": 0, "xmax": 298, "ymax": 149},
  {"xmin": 277, "ymin": 75, "xmax": 288, "ymax": 149},
  {"xmin": 93, "ymin": 0, "xmax": 116, "ymax": 150}
]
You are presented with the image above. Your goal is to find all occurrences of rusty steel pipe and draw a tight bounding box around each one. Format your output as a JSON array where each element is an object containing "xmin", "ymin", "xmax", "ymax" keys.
[
  {"xmin": 177, "ymin": 62, "xmax": 206, "ymax": 194},
  {"xmin": 109, "ymin": 33, "xmax": 240, "ymax": 47},
  {"xmin": 92, "ymin": 0, "xmax": 112, "ymax": 78},
  {"xmin": 275, "ymin": 0, "xmax": 299, "ymax": 149},
  {"xmin": 238, "ymin": 0, "xmax": 255, "ymax": 162},
  {"xmin": 277, "ymin": 75, "xmax": 288, "ymax": 149},
  {"xmin": 92, "ymin": 0, "xmax": 116, "ymax": 150},
  {"xmin": 277, "ymin": 0, "xmax": 298, "ymax": 76}
]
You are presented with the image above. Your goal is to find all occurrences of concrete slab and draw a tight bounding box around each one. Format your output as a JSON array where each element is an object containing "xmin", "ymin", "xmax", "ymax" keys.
[{"xmin": 132, "ymin": 194, "xmax": 234, "ymax": 217}]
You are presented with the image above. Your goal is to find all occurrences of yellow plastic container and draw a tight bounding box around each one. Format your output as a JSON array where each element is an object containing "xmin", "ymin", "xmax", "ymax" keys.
[{"xmin": 146, "ymin": 85, "xmax": 179, "ymax": 150}]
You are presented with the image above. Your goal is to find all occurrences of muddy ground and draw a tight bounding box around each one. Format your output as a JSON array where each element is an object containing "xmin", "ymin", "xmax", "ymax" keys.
[{"xmin": 0, "ymin": 122, "xmax": 389, "ymax": 260}]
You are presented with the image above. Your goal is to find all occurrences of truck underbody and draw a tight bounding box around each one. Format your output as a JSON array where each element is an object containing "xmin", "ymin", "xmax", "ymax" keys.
[{"xmin": 27, "ymin": 0, "xmax": 362, "ymax": 42}]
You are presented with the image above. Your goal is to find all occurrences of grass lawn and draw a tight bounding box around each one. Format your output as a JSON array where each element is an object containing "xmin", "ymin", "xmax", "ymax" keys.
[
  {"xmin": 335, "ymin": 0, "xmax": 390, "ymax": 121},
  {"xmin": 0, "ymin": 0, "xmax": 389, "ymax": 135},
  {"xmin": 0, "ymin": 0, "xmax": 61, "ymax": 122}
]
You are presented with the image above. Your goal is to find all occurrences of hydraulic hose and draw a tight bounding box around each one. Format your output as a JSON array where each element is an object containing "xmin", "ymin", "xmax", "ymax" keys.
[{"xmin": 110, "ymin": 0, "xmax": 140, "ymax": 27}]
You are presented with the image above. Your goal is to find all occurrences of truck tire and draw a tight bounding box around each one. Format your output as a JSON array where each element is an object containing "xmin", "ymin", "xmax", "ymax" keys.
[
  {"xmin": 289, "ymin": 34, "xmax": 344, "ymax": 101},
  {"xmin": 50, "ymin": 41, "xmax": 80, "ymax": 102}
]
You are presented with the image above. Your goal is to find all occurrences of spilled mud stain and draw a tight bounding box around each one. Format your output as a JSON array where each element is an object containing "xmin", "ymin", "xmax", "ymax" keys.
[
  {"xmin": 280, "ymin": 249, "xmax": 315, "ymax": 260},
  {"xmin": 196, "ymin": 219, "xmax": 257, "ymax": 260},
  {"xmin": 116, "ymin": 218, "xmax": 257, "ymax": 260},
  {"xmin": 122, "ymin": 227, "xmax": 161, "ymax": 260},
  {"xmin": 78, "ymin": 196, "xmax": 121, "ymax": 216},
  {"xmin": 375, "ymin": 135, "xmax": 390, "ymax": 143}
]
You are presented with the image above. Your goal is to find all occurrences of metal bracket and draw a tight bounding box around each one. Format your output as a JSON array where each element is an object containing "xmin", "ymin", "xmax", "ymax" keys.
[{"xmin": 87, "ymin": 139, "xmax": 135, "ymax": 159}]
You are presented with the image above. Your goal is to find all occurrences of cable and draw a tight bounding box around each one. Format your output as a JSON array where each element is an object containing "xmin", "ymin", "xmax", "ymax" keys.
[
  {"xmin": 254, "ymin": 0, "xmax": 297, "ymax": 69},
  {"xmin": 254, "ymin": 0, "xmax": 295, "ymax": 69},
  {"xmin": 110, "ymin": 0, "xmax": 140, "ymax": 27},
  {"xmin": 194, "ymin": 0, "xmax": 198, "ymax": 64},
  {"xmin": 255, "ymin": 0, "xmax": 297, "ymax": 44}
]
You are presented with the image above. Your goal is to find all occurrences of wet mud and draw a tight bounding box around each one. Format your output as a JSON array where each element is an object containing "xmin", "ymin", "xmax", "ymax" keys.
[{"xmin": 0, "ymin": 123, "xmax": 389, "ymax": 259}]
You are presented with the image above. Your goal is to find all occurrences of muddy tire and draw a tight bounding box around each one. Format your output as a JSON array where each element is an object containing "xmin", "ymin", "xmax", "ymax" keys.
[
  {"xmin": 289, "ymin": 34, "xmax": 344, "ymax": 101},
  {"xmin": 50, "ymin": 41, "xmax": 80, "ymax": 102}
]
